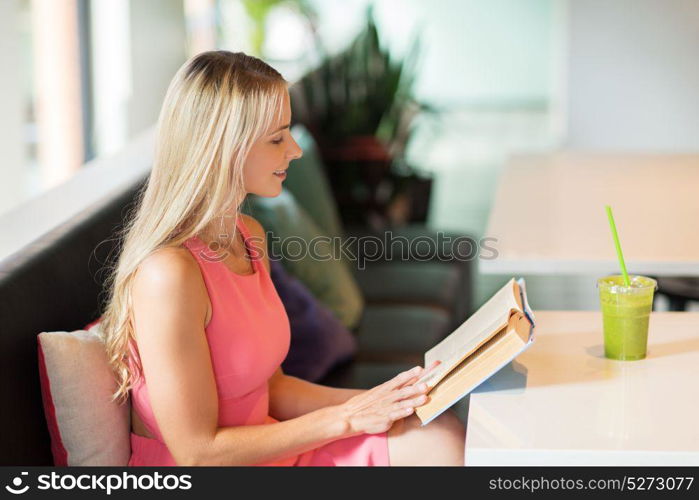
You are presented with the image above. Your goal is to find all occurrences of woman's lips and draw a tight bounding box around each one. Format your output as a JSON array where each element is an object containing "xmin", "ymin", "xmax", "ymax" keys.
[{"xmin": 273, "ymin": 169, "xmax": 287, "ymax": 179}]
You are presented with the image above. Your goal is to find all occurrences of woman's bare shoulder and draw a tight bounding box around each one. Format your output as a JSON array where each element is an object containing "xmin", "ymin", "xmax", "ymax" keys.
[
  {"xmin": 132, "ymin": 245, "xmax": 210, "ymax": 327},
  {"xmin": 135, "ymin": 246, "xmax": 201, "ymax": 287}
]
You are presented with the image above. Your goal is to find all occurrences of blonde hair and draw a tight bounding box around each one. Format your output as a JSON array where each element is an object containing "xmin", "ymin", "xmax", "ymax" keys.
[{"xmin": 101, "ymin": 51, "xmax": 287, "ymax": 404}]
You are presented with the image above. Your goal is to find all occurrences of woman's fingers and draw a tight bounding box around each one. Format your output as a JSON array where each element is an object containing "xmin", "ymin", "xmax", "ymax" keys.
[
  {"xmin": 382, "ymin": 366, "xmax": 423, "ymax": 391},
  {"xmin": 362, "ymin": 362, "xmax": 439, "ymax": 416},
  {"xmin": 426, "ymin": 360, "xmax": 442, "ymax": 373},
  {"xmin": 389, "ymin": 406, "xmax": 415, "ymax": 420},
  {"xmin": 397, "ymin": 393, "xmax": 428, "ymax": 409},
  {"xmin": 409, "ymin": 360, "xmax": 442, "ymax": 386},
  {"xmin": 394, "ymin": 382, "xmax": 429, "ymax": 401},
  {"xmin": 387, "ymin": 393, "xmax": 429, "ymax": 420},
  {"xmin": 420, "ymin": 360, "xmax": 442, "ymax": 380},
  {"xmin": 391, "ymin": 360, "xmax": 442, "ymax": 390},
  {"xmin": 379, "ymin": 361, "xmax": 442, "ymax": 395}
]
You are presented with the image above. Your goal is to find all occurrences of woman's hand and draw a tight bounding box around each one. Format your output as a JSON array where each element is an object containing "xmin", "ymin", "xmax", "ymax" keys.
[{"xmin": 335, "ymin": 361, "xmax": 441, "ymax": 437}]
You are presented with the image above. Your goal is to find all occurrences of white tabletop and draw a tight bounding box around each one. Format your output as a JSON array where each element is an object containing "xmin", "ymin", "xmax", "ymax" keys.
[
  {"xmin": 480, "ymin": 153, "xmax": 699, "ymax": 275},
  {"xmin": 465, "ymin": 311, "xmax": 699, "ymax": 465}
]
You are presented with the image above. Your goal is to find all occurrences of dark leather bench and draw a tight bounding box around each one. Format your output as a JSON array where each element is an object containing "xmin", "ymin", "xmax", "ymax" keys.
[{"xmin": 0, "ymin": 175, "xmax": 147, "ymax": 465}]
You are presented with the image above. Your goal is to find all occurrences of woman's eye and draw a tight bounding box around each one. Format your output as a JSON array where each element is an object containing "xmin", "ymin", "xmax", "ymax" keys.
[{"xmin": 271, "ymin": 137, "xmax": 284, "ymax": 145}]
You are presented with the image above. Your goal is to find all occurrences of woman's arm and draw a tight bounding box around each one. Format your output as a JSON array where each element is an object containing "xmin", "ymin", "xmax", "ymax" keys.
[
  {"xmin": 207, "ymin": 367, "xmax": 427, "ymax": 466},
  {"xmin": 268, "ymin": 368, "xmax": 364, "ymax": 421}
]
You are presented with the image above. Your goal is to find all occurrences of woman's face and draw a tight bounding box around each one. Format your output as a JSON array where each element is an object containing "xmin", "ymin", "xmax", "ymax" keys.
[{"xmin": 243, "ymin": 90, "xmax": 303, "ymax": 197}]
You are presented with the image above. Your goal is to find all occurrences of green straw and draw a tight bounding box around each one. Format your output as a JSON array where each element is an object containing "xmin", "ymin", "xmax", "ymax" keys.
[{"xmin": 605, "ymin": 205, "xmax": 630, "ymax": 287}]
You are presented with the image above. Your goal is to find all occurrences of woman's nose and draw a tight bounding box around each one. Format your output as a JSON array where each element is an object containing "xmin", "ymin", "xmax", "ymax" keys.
[{"xmin": 288, "ymin": 139, "xmax": 303, "ymax": 160}]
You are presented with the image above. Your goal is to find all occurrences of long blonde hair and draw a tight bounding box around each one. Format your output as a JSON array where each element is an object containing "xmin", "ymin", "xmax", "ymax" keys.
[{"xmin": 101, "ymin": 51, "xmax": 287, "ymax": 404}]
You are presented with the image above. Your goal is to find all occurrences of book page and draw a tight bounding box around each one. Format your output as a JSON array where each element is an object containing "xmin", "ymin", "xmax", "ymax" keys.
[
  {"xmin": 419, "ymin": 278, "xmax": 522, "ymax": 387},
  {"xmin": 516, "ymin": 278, "xmax": 536, "ymax": 326}
]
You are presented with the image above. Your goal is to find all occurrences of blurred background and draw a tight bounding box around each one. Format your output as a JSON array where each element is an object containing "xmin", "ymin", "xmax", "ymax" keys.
[{"xmin": 1, "ymin": 0, "xmax": 698, "ymax": 310}]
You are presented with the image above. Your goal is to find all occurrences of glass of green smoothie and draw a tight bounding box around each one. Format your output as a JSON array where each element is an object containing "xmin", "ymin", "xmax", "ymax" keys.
[{"xmin": 597, "ymin": 275, "xmax": 657, "ymax": 361}]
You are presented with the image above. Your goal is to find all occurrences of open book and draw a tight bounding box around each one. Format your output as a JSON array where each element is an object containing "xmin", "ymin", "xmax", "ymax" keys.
[{"xmin": 415, "ymin": 278, "xmax": 535, "ymax": 425}]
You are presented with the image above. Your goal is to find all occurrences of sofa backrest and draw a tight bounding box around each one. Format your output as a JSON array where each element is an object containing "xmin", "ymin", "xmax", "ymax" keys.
[
  {"xmin": 0, "ymin": 175, "xmax": 148, "ymax": 465},
  {"xmin": 285, "ymin": 125, "xmax": 345, "ymax": 239}
]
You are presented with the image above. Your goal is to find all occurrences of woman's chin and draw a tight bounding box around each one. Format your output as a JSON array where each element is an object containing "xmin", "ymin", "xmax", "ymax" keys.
[{"xmin": 250, "ymin": 184, "xmax": 284, "ymax": 198}]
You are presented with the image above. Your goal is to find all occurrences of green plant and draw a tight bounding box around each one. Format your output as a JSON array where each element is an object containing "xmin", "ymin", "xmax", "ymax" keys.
[
  {"xmin": 290, "ymin": 6, "xmax": 435, "ymax": 227},
  {"xmin": 291, "ymin": 6, "xmax": 425, "ymax": 163}
]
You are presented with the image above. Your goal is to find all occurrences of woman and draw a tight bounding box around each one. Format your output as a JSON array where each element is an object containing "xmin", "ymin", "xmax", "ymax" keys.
[{"xmin": 101, "ymin": 50, "xmax": 465, "ymax": 466}]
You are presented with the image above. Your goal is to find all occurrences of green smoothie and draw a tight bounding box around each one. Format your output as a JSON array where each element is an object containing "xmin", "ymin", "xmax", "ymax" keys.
[{"xmin": 597, "ymin": 275, "xmax": 656, "ymax": 361}]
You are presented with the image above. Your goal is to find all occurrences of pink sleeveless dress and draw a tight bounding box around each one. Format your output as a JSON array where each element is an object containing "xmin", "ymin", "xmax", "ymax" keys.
[{"xmin": 127, "ymin": 216, "xmax": 390, "ymax": 466}]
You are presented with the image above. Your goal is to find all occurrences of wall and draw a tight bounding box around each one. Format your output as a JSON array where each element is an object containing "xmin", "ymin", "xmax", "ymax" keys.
[
  {"xmin": 566, "ymin": 0, "xmax": 699, "ymax": 151},
  {"xmin": 129, "ymin": 0, "xmax": 188, "ymax": 138}
]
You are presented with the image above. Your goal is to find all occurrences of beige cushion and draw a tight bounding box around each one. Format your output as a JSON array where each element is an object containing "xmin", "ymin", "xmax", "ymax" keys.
[{"xmin": 37, "ymin": 324, "xmax": 131, "ymax": 465}]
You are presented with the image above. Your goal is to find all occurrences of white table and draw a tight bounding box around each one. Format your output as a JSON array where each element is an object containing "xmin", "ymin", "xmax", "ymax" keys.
[
  {"xmin": 465, "ymin": 311, "xmax": 699, "ymax": 465},
  {"xmin": 480, "ymin": 153, "xmax": 699, "ymax": 276}
]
